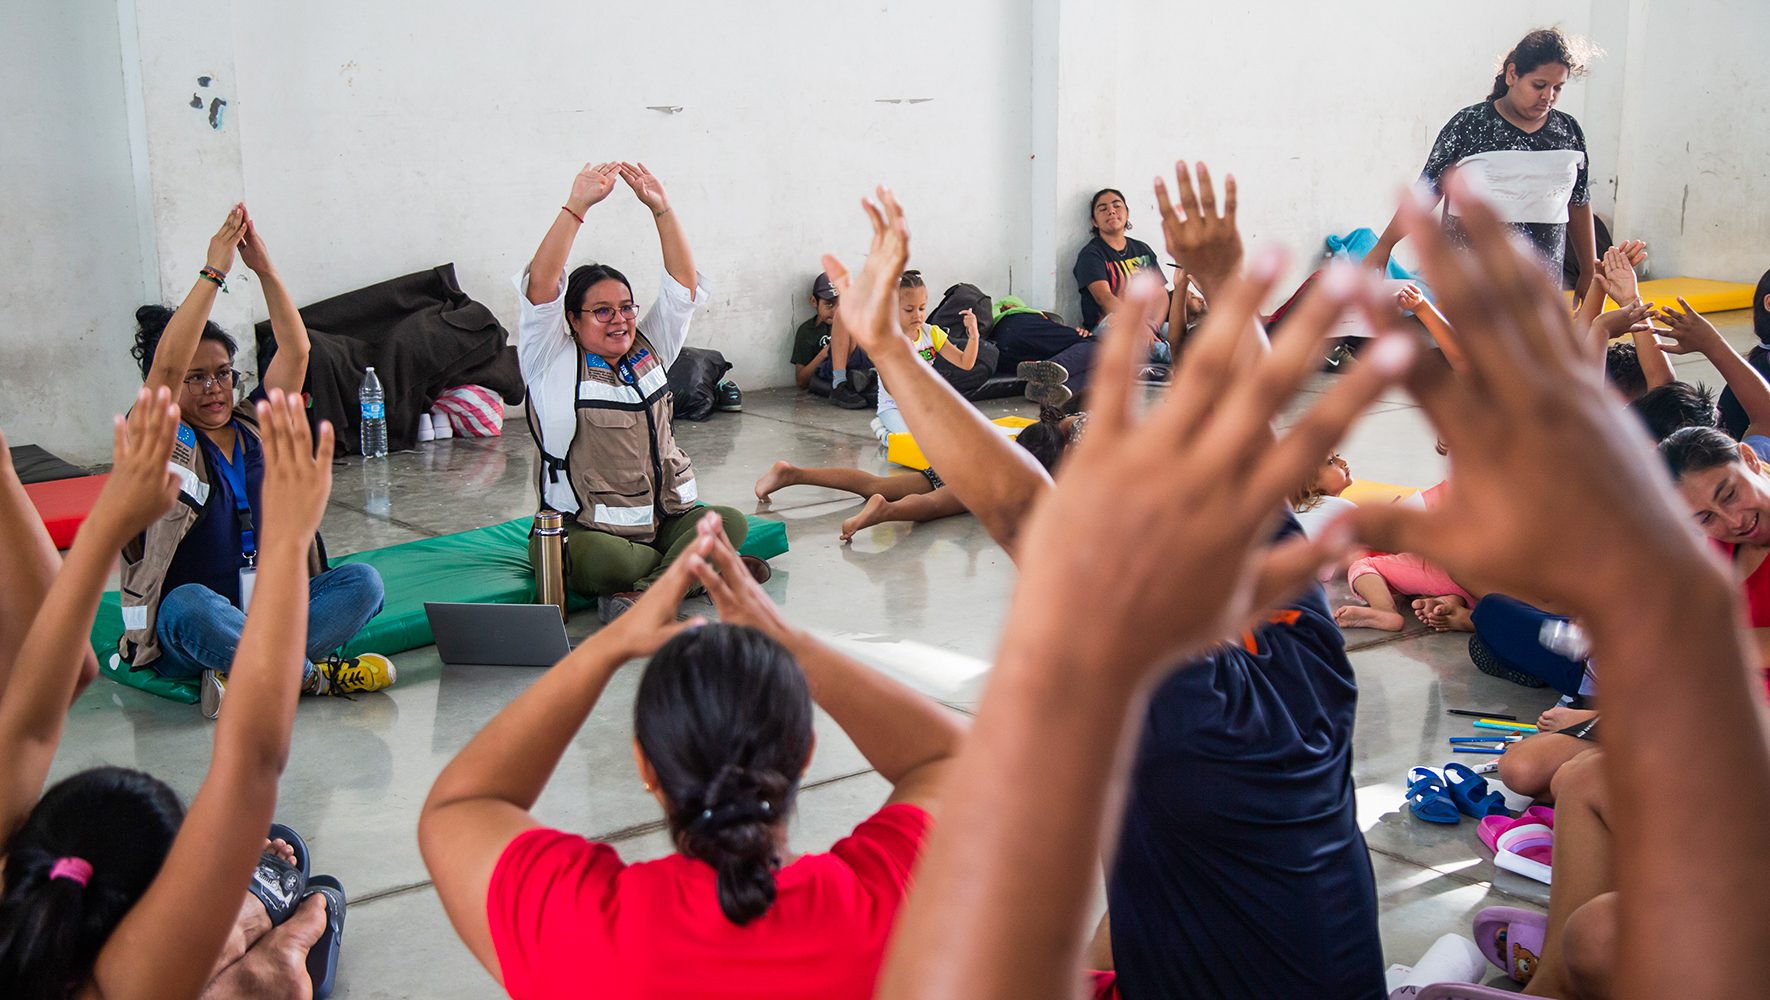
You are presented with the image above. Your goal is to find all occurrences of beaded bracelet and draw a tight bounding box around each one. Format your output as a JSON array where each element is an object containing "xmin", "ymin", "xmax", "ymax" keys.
[{"xmin": 198, "ymin": 265, "xmax": 228, "ymax": 291}]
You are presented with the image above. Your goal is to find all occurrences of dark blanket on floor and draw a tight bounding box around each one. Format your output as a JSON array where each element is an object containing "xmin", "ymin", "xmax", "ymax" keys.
[
  {"xmin": 8, "ymin": 445, "xmax": 88, "ymax": 484},
  {"xmin": 255, "ymin": 264, "xmax": 524, "ymax": 454}
]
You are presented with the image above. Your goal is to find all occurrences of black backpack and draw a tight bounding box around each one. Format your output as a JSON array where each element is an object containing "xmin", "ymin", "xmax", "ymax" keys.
[{"xmin": 925, "ymin": 283, "xmax": 999, "ymax": 398}]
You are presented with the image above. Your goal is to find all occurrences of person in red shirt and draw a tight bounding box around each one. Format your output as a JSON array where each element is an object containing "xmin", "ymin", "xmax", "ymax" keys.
[{"xmin": 418, "ymin": 518, "xmax": 965, "ymax": 1000}]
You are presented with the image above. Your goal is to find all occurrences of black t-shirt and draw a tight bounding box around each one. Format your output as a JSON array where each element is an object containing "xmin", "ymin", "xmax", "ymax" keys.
[
  {"xmin": 790, "ymin": 317, "xmax": 832, "ymax": 366},
  {"xmin": 1421, "ymin": 102, "xmax": 1589, "ymax": 280},
  {"xmin": 1072, "ymin": 235, "xmax": 1162, "ymax": 330},
  {"xmin": 1108, "ymin": 516, "xmax": 1384, "ymax": 1000}
]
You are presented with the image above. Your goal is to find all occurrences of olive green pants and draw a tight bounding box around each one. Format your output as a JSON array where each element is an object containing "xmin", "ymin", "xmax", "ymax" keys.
[{"xmin": 531, "ymin": 505, "xmax": 749, "ymax": 598}]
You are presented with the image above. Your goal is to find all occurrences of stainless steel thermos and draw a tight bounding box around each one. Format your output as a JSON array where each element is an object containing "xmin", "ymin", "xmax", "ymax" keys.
[{"xmin": 533, "ymin": 510, "xmax": 568, "ymax": 621}]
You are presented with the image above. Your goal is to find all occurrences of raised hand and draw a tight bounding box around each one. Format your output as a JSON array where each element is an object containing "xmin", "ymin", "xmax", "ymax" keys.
[
  {"xmin": 1003, "ymin": 255, "xmax": 1413, "ymax": 682},
  {"xmin": 1652, "ymin": 297, "xmax": 1727, "ymax": 356},
  {"xmin": 566, "ymin": 162, "xmax": 619, "ymax": 215},
  {"xmin": 87, "ymin": 388, "xmax": 182, "ymax": 542},
  {"xmin": 1154, "ymin": 160, "xmax": 1243, "ymax": 296},
  {"xmin": 1395, "ymin": 283, "xmax": 1428, "ymax": 315},
  {"xmin": 1350, "ymin": 177, "xmax": 1708, "ymax": 613},
  {"xmin": 1591, "ymin": 300, "xmax": 1654, "ymax": 342},
  {"xmin": 820, "ymin": 187, "xmax": 912, "ymax": 361},
  {"xmin": 1617, "ymin": 239, "xmax": 1649, "ymax": 268},
  {"xmin": 235, "ymin": 205, "xmax": 274, "ymax": 275},
  {"xmin": 208, "ymin": 205, "xmax": 247, "ymax": 274},
  {"xmin": 687, "ymin": 513, "xmax": 793, "ymax": 642},
  {"xmin": 618, "ymin": 162, "xmax": 670, "ymax": 216},
  {"xmin": 254, "ymin": 389, "xmax": 334, "ymax": 546},
  {"xmin": 599, "ymin": 533, "xmax": 710, "ymax": 659},
  {"xmin": 959, "ymin": 308, "xmax": 980, "ymax": 338},
  {"xmin": 1599, "ymin": 245, "xmax": 1642, "ymax": 305}
]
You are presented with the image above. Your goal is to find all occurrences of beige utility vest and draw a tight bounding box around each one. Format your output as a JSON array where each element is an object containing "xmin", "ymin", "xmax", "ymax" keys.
[
  {"xmin": 117, "ymin": 405, "xmax": 324, "ymax": 667},
  {"xmin": 528, "ymin": 333, "xmax": 698, "ymax": 544}
]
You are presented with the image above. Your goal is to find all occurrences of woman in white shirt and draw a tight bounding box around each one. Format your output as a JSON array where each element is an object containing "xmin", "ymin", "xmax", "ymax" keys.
[{"xmin": 515, "ymin": 161, "xmax": 758, "ymax": 622}]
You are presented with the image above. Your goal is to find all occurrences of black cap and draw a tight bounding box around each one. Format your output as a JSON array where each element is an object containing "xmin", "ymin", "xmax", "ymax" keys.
[{"xmin": 812, "ymin": 273, "xmax": 838, "ymax": 300}]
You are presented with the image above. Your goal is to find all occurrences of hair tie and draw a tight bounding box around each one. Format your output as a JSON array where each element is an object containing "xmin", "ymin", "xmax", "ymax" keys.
[{"xmin": 49, "ymin": 857, "xmax": 93, "ymax": 887}]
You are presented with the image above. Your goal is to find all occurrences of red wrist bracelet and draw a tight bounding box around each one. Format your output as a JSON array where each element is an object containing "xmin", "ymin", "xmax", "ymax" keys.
[{"xmin": 561, "ymin": 205, "xmax": 585, "ymax": 224}]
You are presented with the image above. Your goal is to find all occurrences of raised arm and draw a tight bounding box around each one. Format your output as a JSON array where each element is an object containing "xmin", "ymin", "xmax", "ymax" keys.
[
  {"xmin": 91, "ymin": 390, "xmax": 325, "ymax": 1000},
  {"xmin": 1657, "ymin": 297, "xmax": 1770, "ymax": 434},
  {"xmin": 143, "ymin": 207, "xmax": 247, "ymax": 396},
  {"xmin": 1397, "ymin": 283, "xmax": 1467, "ymax": 371},
  {"xmin": 936, "ymin": 309, "xmax": 981, "ymax": 371},
  {"xmin": 1351, "ymin": 178, "xmax": 1770, "ymax": 1000},
  {"xmin": 822, "ymin": 190, "xmax": 1052, "ymax": 555},
  {"xmin": 877, "ymin": 245, "xmax": 1414, "ymax": 1000},
  {"xmin": 236, "ymin": 208, "xmax": 310, "ymax": 396},
  {"xmin": 0, "ymin": 390, "xmax": 180, "ymax": 844},
  {"xmin": 1154, "ymin": 161, "xmax": 1244, "ymax": 300},
  {"xmin": 526, "ymin": 162, "xmax": 618, "ymax": 305},
  {"xmin": 0, "ymin": 429, "xmax": 98, "ymax": 698},
  {"xmin": 419, "ymin": 552, "xmax": 707, "ymax": 982},
  {"xmin": 620, "ymin": 162, "xmax": 696, "ymax": 297},
  {"xmin": 690, "ymin": 516, "xmax": 965, "ymax": 809}
]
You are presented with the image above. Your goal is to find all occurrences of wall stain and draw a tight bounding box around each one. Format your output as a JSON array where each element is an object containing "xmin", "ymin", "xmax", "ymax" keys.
[
  {"xmin": 208, "ymin": 97, "xmax": 227, "ymax": 130},
  {"xmin": 189, "ymin": 94, "xmax": 202, "ymax": 108},
  {"xmin": 197, "ymin": 75, "xmax": 212, "ymax": 87}
]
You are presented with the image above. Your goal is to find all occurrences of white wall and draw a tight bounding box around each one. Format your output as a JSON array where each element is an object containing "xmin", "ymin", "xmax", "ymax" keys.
[
  {"xmin": 6, "ymin": 0, "xmax": 1767, "ymax": 460},
  {"xmin": 1100, "ymin": 1, "xmax": 1604, "ymax": 298},
  {"xmin": 1612, "ymin": 0, "xmax": 1770, "ymax": 283},
  {"xmin": 226, "ymin": 0, "xmax": 1037, "ymax": 394},
  {"xmin": 0, "ymin": 1, "xmax": 151, "ymax": 465}
]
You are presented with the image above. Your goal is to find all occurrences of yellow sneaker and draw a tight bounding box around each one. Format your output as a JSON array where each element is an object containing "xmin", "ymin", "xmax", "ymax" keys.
[{"xmin": 317, "ymin": 653, "xmax": 396, "ymax": 696}]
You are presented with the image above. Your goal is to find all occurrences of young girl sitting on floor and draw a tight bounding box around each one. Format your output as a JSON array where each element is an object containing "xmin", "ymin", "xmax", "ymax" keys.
[
  {"xmin": 873, "ymin": 270, "xmax": 979, "ymax": 442},
  {"xmin": 757, "ymin": 407, "xmax": 1077, "ymax": 541}
]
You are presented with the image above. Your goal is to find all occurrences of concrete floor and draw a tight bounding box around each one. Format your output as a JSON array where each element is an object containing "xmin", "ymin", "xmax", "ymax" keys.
[{"xmin": 48, "ymin": 312, "xmax": 1755, "ymax": 997}]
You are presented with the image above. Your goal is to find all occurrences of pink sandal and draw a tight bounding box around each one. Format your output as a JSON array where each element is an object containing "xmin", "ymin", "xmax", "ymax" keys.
[
  {"xmin": 1473, "ymin": 905, "xmax": 1548, "ymax": 984},
  {"xmin": 1494, "ymin": 823, "xmax": 1553, "ymax": 884},
  {"xmin": 1477, "ymin": 804, "xmax": 1553, "ymax": 853}
]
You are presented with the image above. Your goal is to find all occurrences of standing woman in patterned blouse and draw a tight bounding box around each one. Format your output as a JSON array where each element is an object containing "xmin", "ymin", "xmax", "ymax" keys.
[{"xmin": 1366, "ymin": 28, "xmax": 1601, "ymax": 297}]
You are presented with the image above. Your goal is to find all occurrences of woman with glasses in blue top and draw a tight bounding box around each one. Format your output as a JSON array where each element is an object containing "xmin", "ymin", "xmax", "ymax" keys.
[
  {"xmin": 516, "ymin": 162, "xmax": 759, "ymax": 624},
  {"xmin": 123, "ymin": 204, "xmax": 394, "ymax": 719}
]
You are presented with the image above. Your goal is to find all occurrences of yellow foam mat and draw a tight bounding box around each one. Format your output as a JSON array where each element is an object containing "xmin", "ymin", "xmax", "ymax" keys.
[
  {"xmin": 886, "ymin": 416, "xmax": 1035, "ymax": 470},
  {"xmin": 1570, "ymin": 276, "xmax": 1756, "ymax": 314},
  {"xmin": 1340, "ymin": 480, "xmax": 1420, "ymax": 506}
]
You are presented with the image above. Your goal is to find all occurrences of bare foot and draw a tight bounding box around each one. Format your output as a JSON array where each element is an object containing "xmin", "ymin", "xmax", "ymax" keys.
[
  {"xmin": 202, "ymin": 894, "xmax": 328, "ymax": 1000},
  {"xmin": 754, "ymin": 460, "xmax": 796, "ymax": 501},
  {"xmin": 840, "ymin": 495, "xmax": 891, "ymax": 542},
  {"xmin": 265, "ymin": 838, "xmax": 296, "ymax": 867},
  {"xmin": 1537, "ymin": 706, "xmax": 1599, "ymax": 733},
  {"xmin": 1412, "ymin": 595, "xmax": 1474, "ymax": 632},
  {"xmin": 1334, "ymin": 604, "xmax": 1406, "ymax": 632}
]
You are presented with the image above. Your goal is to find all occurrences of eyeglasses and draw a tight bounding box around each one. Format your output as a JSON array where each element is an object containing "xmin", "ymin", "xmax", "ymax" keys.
[
  {"xmin": 181, "ymin": 368, "xmax": 238, "ymax": 392},
  {"xmin": 580, "ymin": 304, "xmax": 638, "ymax": 324}
]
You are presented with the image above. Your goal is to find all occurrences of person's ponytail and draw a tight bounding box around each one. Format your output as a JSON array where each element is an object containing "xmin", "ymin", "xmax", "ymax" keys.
[
  {"xmin": 675, "ymin": 764, "xmax": 793, "ymax": 925},
  {"xmin": 635, "ymin": 625, "xmax": 813, "ymax": 927},
  {"xmin": 0, "ymin": 768, "xmax": 184, "ymax": 999}
]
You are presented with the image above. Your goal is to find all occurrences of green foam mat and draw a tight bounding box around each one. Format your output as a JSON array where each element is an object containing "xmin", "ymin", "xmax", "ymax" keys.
[{"xmin": 93, "ymin": 514, "xmax": 789, "ymax": 702}]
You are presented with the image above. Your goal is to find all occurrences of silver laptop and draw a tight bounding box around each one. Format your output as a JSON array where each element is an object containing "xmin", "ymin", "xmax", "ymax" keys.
[{"xmin": 424, "ymin": 603, "xmax": 571, "ymax": 667}]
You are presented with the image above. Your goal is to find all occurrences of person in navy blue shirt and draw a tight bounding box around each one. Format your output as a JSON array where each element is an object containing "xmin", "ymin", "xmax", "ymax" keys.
[
  {"xmin": 124, "ymin": 205, "xmax": 394, "ymax": 719},
  {"xmin": 1107, "ymin": 515, "xmax": 1384, "ymax": 999}
]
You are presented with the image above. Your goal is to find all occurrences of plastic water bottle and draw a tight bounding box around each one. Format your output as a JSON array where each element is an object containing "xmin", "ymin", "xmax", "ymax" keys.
[{"xmin": 359, "ymin": 367, "xmax": 387, "ymax": 459}]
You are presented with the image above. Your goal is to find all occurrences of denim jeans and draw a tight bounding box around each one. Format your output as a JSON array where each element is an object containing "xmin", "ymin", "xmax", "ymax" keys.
[{"xmin": 153, "ymin": 563, "xmax": 385, "ymax": 679}]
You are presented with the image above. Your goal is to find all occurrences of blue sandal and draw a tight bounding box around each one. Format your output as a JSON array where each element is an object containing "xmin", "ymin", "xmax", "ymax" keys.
[
  {"xmin": 249, "ymin": 824, "xmax": 310, "ymax": 926},
  {"xmin": 1406, "ymin": 766, "xmax": 1461, "ymax": 824},
  {"xmin": 1444, "ymin": 762, "xmax": 1512, "ymax": 819},
  {"xmin": 304, "ymin": 874, "xmax": 346, "ymax": 1000}
]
